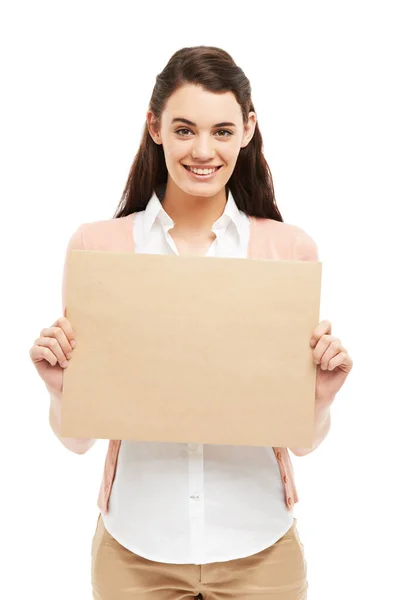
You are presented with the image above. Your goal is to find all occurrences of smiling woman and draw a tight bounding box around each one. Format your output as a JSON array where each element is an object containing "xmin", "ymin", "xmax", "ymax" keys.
[
  {"xmin": 30, "ymin": 44, "xmax": 353, "ymax": 600},
  {"xmin": 113, "ymin": 46, "xmax": 282, "ymax": 223},
  {"xmin": 141, "ymin": 77, "xmax": 257, "ymax": 218},
  {"xmin": 153, "ymin": 84, "xmax": 254, "ymax": 202}
]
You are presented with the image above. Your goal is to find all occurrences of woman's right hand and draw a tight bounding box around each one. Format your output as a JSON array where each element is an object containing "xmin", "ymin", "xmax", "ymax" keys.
[{"xmin": 29, "ymin": 316, "xmax": 76, "ymax": 396}]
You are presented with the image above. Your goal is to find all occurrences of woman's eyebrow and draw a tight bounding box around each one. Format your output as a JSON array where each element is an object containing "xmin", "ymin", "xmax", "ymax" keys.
[{"xmin": 171, "ymin": 117, "xmax": 236, "ymax": 128}]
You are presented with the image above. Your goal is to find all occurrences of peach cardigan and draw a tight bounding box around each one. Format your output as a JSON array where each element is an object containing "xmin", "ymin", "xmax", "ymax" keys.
[{"xmin": 61, "ymin": 212, "xmax": 332, "ymax": 514}]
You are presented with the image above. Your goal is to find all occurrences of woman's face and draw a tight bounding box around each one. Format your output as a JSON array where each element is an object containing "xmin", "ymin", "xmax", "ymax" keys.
[{"xmin": 147, "ymin": 83, "xmax": 256, "ymax": 197}]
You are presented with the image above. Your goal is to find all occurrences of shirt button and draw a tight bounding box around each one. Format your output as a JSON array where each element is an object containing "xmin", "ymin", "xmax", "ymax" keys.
[{"xmin": 190, "ymin": 494, "xmax": 200, "ymax": 501}]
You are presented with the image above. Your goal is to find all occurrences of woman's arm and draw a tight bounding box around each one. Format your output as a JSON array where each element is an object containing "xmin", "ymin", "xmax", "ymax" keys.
[
  {"xmin": 289, "ymin": 404, "xmax": 332, "ymax": 456},
  {"xmin": 49, "ymin": 390, "xmax": 97, "ymax": 454},
  {"xmin": 48, "ymin": 224, "xmax": 97, "ymax": 454},
  {"xmin": 289, "ymin": 231, "xmax": 333, "ymax": 457}
]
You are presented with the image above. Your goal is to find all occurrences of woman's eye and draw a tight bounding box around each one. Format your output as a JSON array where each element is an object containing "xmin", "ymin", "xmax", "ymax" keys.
[
  {"xmin": 175, "ymin": 128, "xmax": 233, "ymax": 138},
  {"xmin": 216, "ymin": 130, "xmax": 233, "ymax": 137},
  {"xmin": 176, "ymin": 128, "xmax": 192, "ymax": 136}
]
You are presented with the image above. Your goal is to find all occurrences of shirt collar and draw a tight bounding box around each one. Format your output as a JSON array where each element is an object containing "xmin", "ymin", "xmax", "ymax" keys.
[
  {"xmin": 211, "ymin": 190, "xmax": 243, "ymax": 236},
  {"xmin": 143, "ymin": 184, "xmax": 245, "ymax": 238},
  {"xmin": 143, "ymin": 187, "xmax": 173, "ymax": 235}
]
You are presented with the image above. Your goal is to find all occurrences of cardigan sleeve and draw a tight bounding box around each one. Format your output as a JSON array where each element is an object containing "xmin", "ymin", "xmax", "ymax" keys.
[
  {"xmin": 289, "ymin": 229, "xmax": 333, "ymax": 457},
  {"xmin": 62, "ymin": 225, "xmax": 84, "ymax": 316},
  {"xmin": 294, "ymin": 229, "xmax": 319, "ymax": 261}
]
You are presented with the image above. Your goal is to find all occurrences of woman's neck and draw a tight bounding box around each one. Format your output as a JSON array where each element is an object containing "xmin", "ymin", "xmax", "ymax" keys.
[{"xmin": 161, "ymin": 178, "xmax": 228, "ymax": 234}]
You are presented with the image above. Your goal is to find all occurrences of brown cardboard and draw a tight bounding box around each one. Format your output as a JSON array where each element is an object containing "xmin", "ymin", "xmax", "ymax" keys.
[{"xmin": 61, "ymin": 250, "xmax": 321, "ymax": 446}]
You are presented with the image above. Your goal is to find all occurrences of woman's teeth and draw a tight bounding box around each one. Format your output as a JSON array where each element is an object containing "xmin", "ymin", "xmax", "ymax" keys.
[{"xmin": 185, "ymin": 166, "xmax": 219, "ymax": 175}]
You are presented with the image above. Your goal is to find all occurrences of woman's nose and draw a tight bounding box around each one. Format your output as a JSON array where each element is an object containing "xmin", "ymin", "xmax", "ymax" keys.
[{"xmin": 191, "ymin": 137, "xmax": 216, "ymax": 160}]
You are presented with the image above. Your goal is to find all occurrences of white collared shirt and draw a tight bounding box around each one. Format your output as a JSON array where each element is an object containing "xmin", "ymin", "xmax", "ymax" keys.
[
  {"xmin": 101, "ymin": 187, "xmax": 293, "ymax": 564},
  {"xmin": 135, "ymin": 186, "xmax": 250, "ymax": 258}
]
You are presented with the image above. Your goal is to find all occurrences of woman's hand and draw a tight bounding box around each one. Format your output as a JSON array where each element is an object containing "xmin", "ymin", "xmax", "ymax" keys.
[
  {"xmin": 29, "ymin": 316, "xmax": 76, "ymax": 396},
  {"xmin": 310, "ymin": 319, "xmax": 353, "ymax": 404}
]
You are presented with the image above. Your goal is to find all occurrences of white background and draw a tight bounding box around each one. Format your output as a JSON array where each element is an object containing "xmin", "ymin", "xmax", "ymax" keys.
[{"xmin": 1, "ymin": 1, "xmax": 399, "ymax": 598}]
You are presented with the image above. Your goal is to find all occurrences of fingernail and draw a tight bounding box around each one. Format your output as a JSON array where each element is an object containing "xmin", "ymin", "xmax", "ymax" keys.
[
  {"xmin": 66, "ymin": 353, "xmax": 72, "ymax": 359},
  {"xmin": 310, "ymin": 339, "xmax": 316, "ymax": 347},
  {"xmin": 61, "ymin": 361, "xmax": 68, "ymax": 368},
  {"xmin": 71, "ymin": 341, "xmax": 76, "ymax": 348}
]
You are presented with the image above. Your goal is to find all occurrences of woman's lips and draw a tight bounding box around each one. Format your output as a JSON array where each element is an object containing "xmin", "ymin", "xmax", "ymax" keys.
[{"xmin": 183, "ymin": 165, "xmax": 222, "ymax": 180}]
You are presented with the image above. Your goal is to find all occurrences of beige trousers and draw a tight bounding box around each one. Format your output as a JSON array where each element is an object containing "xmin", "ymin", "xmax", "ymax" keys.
[{"xmin": 92, "ymin": 514, "xmax": 308, "ymax": 599}]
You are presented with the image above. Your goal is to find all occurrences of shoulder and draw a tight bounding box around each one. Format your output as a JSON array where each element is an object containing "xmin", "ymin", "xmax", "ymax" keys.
[
  {"xmin": 65, "ymin": 214, "xmax": 135, "ymax": 252},
  {"xmin": 249, "ymin": 217, "xmax": 319, "ymax": 261}
]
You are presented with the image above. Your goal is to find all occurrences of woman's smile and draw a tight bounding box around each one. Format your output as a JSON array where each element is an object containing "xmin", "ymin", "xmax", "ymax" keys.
[{"xmin": 182, "ymin": 164, "xmax": 223, "ymax": 180}]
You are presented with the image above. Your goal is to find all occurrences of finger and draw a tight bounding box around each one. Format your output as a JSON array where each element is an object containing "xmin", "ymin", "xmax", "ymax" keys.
[
  {"xmin": 30, "ymin": 344, "xmax": 59, "ymax": 367},
  {"xmin": 310, "ymin": 320, "xmax": 332, "ymax": 347},
  {"xmin": 320, "ymin": 342, "xmax": 344, "ymax": 371},
  {"xmin": 52, "ymin": 316, "xmax": 76, "ymax": 347},
  {"xmin": 318, "ymin": 339, "xmax": 344, "ymax": 369},
  {"xmin": 35, "ymin": 336, "xmax": 69, "ymax": 367},
  {"xmin": 40, "ymin": 325, "xmax": 73, "ymax": 356},
  {"xmin": 312, "ymin": 335, "xmax": 340, "ymax": 364},
  {"xmin": 326, "ymin": 351, "xmax": 348, "ymax": 371}
]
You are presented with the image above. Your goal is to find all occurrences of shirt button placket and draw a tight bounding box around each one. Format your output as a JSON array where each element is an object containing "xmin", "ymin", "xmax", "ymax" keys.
[{"xmin": 188, "ymin": 443, "xmax": 205, "ymax": 564}]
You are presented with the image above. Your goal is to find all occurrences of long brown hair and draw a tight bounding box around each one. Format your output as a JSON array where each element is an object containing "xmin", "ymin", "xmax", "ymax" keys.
[{"xmin": 113, "ymin": 46, "xmax": 283, "ymax": 222}]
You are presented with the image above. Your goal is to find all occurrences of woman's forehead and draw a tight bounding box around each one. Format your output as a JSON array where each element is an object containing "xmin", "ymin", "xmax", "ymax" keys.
[{"xmin": 163, "ymin": 84, "xmax": 242, "ymax": 124}]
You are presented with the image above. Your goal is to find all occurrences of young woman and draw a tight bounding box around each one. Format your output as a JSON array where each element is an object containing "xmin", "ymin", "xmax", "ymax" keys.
[{"xmin": 30, "ymin": 46, "xmax": 353, "ymax": 600}]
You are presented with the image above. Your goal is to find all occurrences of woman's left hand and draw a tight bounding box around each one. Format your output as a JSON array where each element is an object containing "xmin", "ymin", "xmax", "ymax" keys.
[{"xmin": 310, "ymin": 320, "xmax": 353, "ymax": 403}]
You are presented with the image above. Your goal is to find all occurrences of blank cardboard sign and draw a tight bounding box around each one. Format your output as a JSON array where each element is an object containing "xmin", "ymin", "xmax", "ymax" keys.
[{"xmin": 61, "ymin": 250, "xmax": 321, "ymax": 447}]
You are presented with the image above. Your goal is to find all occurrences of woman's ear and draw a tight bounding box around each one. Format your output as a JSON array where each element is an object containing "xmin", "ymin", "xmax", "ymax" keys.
[
  {"xmin": 146, "ymin": 110, "xmax": 162, "ymax": 145},
  {"xmin": 240, "ymin": 111, "xmax": 257, "ymax": 148}
]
